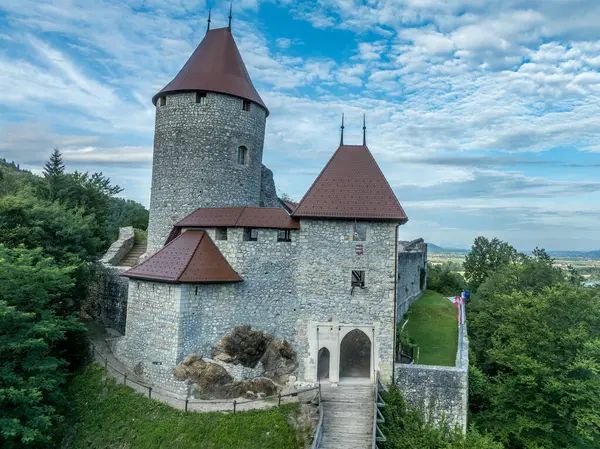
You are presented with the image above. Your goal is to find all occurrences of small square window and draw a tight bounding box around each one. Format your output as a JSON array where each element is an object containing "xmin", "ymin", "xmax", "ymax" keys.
[
  {"xmin": 216, "ymin": 228, "xmax": 228, "ymax": 241},
  {"xmin": 351, "ymin": 270, "xmax": 365, "ymax": 288},
  {"xmin": 237, "ymin": 146, "xmax": 249, "ymax": 165},
  {"xmin": 244, "ymin": 228, "xmax": 258, "ymax": 241},
  {"xmin": 277, "ymin": 229, "xmax": 291, "ymax": 242},
  {"xmin": 352, "ymin": 223, "xmax": 367, "ymax": 241},
  {"xmin": 196, "ymin": 92, "xmax": 207, "ymax": 105},
  {"xmin": 159, "ymin": 96, "xmax": 166, "ymax": 106},
  {"xmin": 242, "ymin": 100, "xmax": 251, "ymax": 111}
]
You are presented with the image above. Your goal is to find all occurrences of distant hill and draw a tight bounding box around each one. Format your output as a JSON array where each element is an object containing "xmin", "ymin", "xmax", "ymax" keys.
[
  {"xmin": 547, "ymin": 250, "xmax": 600, "ymax": 259},
  {"xmin": 427, "ymin": 243, "xmax": 469, "ymax": 254}
]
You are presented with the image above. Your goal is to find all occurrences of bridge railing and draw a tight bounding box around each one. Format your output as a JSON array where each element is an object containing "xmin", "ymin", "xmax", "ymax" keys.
[
  {"xmin": 372, "ymin": 371, "xmax": 387, "ymax": 449},
  {"xmin": 308, "ymin": 384, "xmax": 324, "ymax": 449}
]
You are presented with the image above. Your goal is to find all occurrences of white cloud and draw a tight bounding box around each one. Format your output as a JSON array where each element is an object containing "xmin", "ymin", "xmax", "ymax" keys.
[{"xmin": 1, "ymin": 0, "xmax": 600, "ymax": 250}]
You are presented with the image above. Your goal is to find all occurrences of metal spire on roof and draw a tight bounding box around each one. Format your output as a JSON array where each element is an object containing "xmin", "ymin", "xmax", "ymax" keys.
[
  {"xmin": 340, "ymin": 113, "xmax": 345, "ymax": 146},
  {"xmin": 362, "ymin": 114, "xmax": 367, "ymax": 146},
  {"xmin": 228, "ymin": 3, "xmax": 233, "ymax": 31},
  {"xmin": 206, "ymin": 7, "xmax": 212, "ymax": 33}
]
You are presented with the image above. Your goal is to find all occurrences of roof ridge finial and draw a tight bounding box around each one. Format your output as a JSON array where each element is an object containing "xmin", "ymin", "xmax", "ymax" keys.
[
  {"xmin": 340, "ymin": 113, "xmax": 345, "ymax": 146},
  {"xmin": 206, "ymin": 7, "xmax": 212, "ymax": 33},
  {"xmin": 362, "ymin": 113, "xmax": 366, "ymax": 146},
  {"xmin": 228, "ymin": 3, "xmax": 233, "ymax": 31}
]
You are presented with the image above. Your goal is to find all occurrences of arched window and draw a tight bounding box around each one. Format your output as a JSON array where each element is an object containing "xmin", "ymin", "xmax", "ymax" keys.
[{"xmin": 237, "ymin": 146, "xmax": 249, "ymax": 165}]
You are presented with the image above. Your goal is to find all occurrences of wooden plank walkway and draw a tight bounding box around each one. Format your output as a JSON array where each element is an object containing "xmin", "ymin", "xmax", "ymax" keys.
[{"xmin": 319, "ymin": 382, "xmax": 374, "ymax": 449}]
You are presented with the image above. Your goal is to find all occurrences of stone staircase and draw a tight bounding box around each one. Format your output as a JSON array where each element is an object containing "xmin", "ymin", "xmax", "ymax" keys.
[
  {"xmin": 119, "ymin": 240, "xmax": 147, "ymax": 267},
  {"xmin": 319, "ymin": 382, "xmax": 374, "ymax": 449}
]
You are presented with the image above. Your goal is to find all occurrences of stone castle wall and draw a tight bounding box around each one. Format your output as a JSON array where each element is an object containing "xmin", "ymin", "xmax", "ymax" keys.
[
  {"xmin": 113, "ymin": 219, "xmax": 398, "ymax": 391},
  {"xmin": 82, "ymin": 263, "xmax": 129, "ymax": 334},
  {"xmin": 396, "ymin": 243, "xmax": 428, "ymax": 320},
  {"xmin": 147, "ymin": 91, "xmax": 267, "ymax": 253},
  {"xmin": 395, "ymin": 321, "xmax": 469, "ymax": 431}
]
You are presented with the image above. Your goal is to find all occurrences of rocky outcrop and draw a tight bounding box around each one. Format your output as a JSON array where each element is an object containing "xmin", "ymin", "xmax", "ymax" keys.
[
  {"xmin": 174, "ymin": 326, "xmax": 299, "ymax": 399},
  {"xmin": 261, "ymin": 339, "xmax": 298, "ymax": 381},
  {"xmin": 212, "ymin": 325, "xmax": 272, "ymax": 368},
  {"xmin": 211, "ymin": 325, "xmax": 298, "ymax": 379},
  {"xmin": 173, "ymin": 354, "xmax": 232, "ymax": 398},
  {"xmin": 173, "ymin": 353, "xmax": 279, "ymax": 399}
]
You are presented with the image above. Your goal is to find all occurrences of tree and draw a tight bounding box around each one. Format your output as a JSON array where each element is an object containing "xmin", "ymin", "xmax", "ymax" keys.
[
  {"xmin": 427, "ymin": 262, "xmax": 466, "ymax": 296},
  {"xmin": 105, "ymin": 197, "xmax": 149, "ymax": 238},
  {"xmin": 0, "ymin": 245, "xmax": 83, "ymax": 448},
  {"xmin": 464, "ymin": 237, "xmax": 518, "ymax": 291},
  {"xmin": 468, "ymin": 286, "xmax": 600, "ymax": 448},
  {"xmin": 0, "ymin": 193, "xmax": 103, "ymax": 265},
  {"xmin": 42, "ymin": 148, "xmax": 65, "ymax": 179},
  {"xmin": 42, "ymin": 149, "xmax": 65, "ymax": 201}
]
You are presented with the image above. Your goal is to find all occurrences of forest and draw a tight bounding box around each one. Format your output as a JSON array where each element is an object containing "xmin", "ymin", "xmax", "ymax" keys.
[
  {"xmin": 384, "ymin": 237, "xmax": 600, "ymax": 448},
  {"xmin": 0, "ymin": 150, "xmax": 148, "ymax": 448}
]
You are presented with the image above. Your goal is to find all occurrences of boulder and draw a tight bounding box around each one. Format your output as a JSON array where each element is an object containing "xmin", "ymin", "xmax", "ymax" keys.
[
  {"xmin": 260, "ymin": 339, "xmax": 297, "ymax": 379},
  {"xmin": 211, "ymin": 325, "xmax": 273, "ymax": 368},
  {"xmin": 173, "ymin": 356, "xmax": 232, "ymax": 399}
]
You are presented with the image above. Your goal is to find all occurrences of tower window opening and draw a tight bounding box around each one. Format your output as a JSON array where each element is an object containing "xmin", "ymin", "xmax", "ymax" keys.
[
  {"xmin": 196, "ymin": 92, "xmax": 207, "ymax": 105},
  {"xmin": 216, "ymin": 227, "xmax": 228, "ymax": 241},
  {"xmin": 159, "ymin": 96, "xmax": 166, "ymax": 106},
  {"xmin": 351, "ymin": 270, "xmax": 365, "ymax": 288},
  {"xmin": 244, "ymin": 228, "xmax": 258, "ymax": 242},
  {"xmin": 237, "ymin": 146, "xmax": 249, "ymax": 165},
  {"xmin": 242, "ymin": 100, "xmax": 251, "ymax": 111},
  {"xmin": 277, "ymin": 229, "xmax": 292, "ymax": 242}
]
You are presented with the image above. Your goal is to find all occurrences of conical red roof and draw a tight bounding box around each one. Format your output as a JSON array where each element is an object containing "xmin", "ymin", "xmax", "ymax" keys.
[
  {"xmin": 152, "ymin": 27, "xmax": 268, "ymax": 114},
  {"xmin": 292, "ymin": 145, "xmax": 408, "ymax": 221}
]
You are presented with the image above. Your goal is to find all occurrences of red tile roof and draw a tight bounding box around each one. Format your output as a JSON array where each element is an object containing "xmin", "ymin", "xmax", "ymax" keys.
[
  {"xmin": 152, "ymin": 28, "xmax": 268, "ymax": 114},
  {"xmin": 283, "ymin": 200, "xmax": 298, "ymax": 212},
  {"xmin": 176, "ymin": 207, "xmax": 300, "ymax": 229},
  {"xmin": 292, "ymin": 145, "xmax": 408, "ymax": 221},
  {"xmin": 122, "ymin": 231, "xmax": 241, "ymax": 283}
]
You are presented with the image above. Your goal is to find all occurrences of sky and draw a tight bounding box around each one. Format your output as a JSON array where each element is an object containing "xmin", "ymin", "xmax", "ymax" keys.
[{"xmin": 1, "ymin": 0, "xmax": 599, "ymax": 251}]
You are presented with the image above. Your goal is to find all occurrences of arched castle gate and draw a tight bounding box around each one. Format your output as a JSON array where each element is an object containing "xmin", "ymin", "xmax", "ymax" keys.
[{"xmin": 311, "ymin": 324, "xmax": 377, "ymax": 384}]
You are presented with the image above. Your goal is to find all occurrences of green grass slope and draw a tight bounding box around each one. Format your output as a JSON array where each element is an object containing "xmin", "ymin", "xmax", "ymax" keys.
[
  {"xmin": 402, "ymin": 290, "xmax": 458, "ymax": 366},
  {"xmin": 66, "ymin": 364, "xmax": 304, "ymax": 449}
]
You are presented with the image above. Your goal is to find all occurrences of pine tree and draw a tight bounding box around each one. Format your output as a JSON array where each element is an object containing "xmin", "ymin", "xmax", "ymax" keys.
[
  {"xmin": 42, "ymin": 148, "xmax": 65, "ymax": 201},
  {"xmin": 43, "ymin": 148, "xmax": 65, "ymax": 179}
]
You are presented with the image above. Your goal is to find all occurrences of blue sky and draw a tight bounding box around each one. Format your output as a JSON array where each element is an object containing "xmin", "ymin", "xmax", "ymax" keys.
[{"xmin": 1, "ymin": 0, "xmax": 599, "ymax": 251}]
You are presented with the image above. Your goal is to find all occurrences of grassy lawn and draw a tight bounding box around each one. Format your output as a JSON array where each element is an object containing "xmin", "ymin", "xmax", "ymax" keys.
[
  {"xmin": 66, "ymin": 364, "xmax": 305, "ymax": 449},
  {"xmin": 401, "ymin": 290, "xmax": 458, "ymax": 366}
]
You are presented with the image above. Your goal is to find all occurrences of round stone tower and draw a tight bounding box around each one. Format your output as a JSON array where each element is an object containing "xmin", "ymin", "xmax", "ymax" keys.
[{"xmin": 146, "ymin": 27, "xmax": 269, "ymax": 253}]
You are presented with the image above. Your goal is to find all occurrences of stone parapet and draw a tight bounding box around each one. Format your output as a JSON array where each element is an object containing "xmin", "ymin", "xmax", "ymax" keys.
[{"xmin": 101, "ymin": 226, "xmax": 135, "ymax": 266}]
